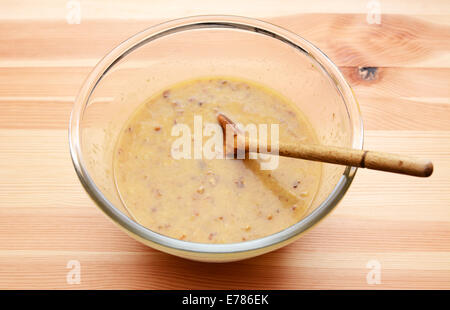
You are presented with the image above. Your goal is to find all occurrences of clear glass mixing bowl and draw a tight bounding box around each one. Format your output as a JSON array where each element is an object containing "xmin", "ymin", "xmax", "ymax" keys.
[{"xmin": 69, "ymin": 15, "xmax": 363, "ymax": 262}]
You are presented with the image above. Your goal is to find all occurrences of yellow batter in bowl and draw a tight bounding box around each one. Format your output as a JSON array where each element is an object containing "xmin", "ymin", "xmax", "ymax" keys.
[{"xmin": 113, "ymin": 76, "xmax": 322, "ymax": 244}]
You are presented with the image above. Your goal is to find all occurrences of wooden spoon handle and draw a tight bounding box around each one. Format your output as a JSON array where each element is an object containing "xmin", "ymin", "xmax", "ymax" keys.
[
  {"xmin": 217, "ymin": 113, "xmax": 433, "ymax": 178},
  {"xmin": 266, "ymin": 142, "xmax": 433, "ymax": 177}
]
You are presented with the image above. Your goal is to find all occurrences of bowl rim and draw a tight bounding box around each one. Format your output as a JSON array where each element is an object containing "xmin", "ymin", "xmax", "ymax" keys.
[{"xmin": 69, "ymin": 15, "xmax": 364, "ymax": 254}]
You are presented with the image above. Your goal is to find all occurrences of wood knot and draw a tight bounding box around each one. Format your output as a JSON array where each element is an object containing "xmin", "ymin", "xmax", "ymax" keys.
[{"xmin": 358, "ymin": 67, "xmax": 378, "ymax": 81}]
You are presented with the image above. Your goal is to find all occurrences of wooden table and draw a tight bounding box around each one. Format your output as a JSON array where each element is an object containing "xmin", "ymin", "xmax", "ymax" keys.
[{"xmin": 1, "ymin": 0, "xmax": 449, "ymax": 289}]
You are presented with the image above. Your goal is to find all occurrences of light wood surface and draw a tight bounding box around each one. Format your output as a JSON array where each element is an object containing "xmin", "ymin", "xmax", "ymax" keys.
[{"xmin": 0, "ymin": 0, "xmax": 449, "ymax": 289}]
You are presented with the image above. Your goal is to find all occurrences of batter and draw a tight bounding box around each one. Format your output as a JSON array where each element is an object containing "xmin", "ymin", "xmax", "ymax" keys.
[{"xmin": 113, "ymin": 77, "xmax": 322, "ymax": 243}]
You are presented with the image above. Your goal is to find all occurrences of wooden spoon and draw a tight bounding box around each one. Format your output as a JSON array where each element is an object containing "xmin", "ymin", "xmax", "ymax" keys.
[{"xmin": 217, "ymin": 113, "xmax": 433, "ymax": 177}]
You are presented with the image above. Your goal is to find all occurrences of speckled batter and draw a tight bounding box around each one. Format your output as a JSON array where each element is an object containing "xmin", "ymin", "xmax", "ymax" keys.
[{"xmin": 113, "ymin": 77, "xmax": 322, "ymax": 243}]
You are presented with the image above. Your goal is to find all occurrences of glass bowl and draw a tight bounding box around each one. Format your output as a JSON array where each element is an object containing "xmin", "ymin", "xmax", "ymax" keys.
[{"xmin": 69, "ymin": 15, "xmax": 363, "ymax": 262}]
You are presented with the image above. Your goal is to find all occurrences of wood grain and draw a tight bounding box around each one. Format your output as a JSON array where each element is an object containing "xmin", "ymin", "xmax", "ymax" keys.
[
  {"xmin": 2, "ymin": 13, "xmax": 450, "ymax": 67},
  {"xmin": 0, "ymin": 0, "xmax": 449, "ymax": 289}
]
